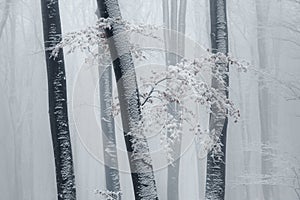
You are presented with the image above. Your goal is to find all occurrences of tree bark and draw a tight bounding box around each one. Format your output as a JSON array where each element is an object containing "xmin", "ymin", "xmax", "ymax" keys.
[
  {"xmin": 95, "ymin": 9, "xmax": 121, "ymax": 197},
  {"xmin": 41, "ymin": 1, "xmax": 76, "ymax": 199},
  {"xmin": 205, "ymin": 0, "xmax": 229, "ymax": 200},
  {"xmin": 96, "ymin": 1, "xmax": 159, "ymax": 199},
  {"xmin": 99, "ymin": 65, "xmax": 121, "ymax": 197}
]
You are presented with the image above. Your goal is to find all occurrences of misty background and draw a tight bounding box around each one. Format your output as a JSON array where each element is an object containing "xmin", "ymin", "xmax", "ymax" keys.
[{"xmin": 0, "ymin": 0, "xmax": 300, "ymax": 199}]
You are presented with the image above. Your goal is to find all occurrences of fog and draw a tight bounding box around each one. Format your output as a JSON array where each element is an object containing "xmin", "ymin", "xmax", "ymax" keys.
[{"xmin": 0, "ymin": 0, "xmax": 300, "ymax": 200}]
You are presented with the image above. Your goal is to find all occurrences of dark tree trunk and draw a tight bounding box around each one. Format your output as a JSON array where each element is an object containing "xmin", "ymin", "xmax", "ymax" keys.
[
  {"xmin": 99, "ymin": 65, "xmax": 121, "ymax": 197},
  {"xmin": 95, "ymin": 9, "xmax": 121, "ymax": 197},
  {"xmin": 205, "ymin": 0, "xmax": 229, "ymax": 200},
  {"xmin": 41, "ymin": 1, "xmax": 76, "ymax": 199},
  {"xmin": 96, "ymin": 0, "xmax": 159, "ymax": 199}
]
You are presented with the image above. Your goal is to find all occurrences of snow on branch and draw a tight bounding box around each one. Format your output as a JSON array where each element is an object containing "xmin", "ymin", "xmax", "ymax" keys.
[
  {"xmin": 50, "ymin": 17, "xmax": 161, "ymax": 61},
  {"xmin": 135, "ymin": 53, "xmax": 247, "ymax": 161},
  {"xmin": 95, "ymin": 189, "xmax": 121, "ymax": 200},
  {"xmin": 50, "ymin": 17, "xmax": 258, "ymax": 162}
]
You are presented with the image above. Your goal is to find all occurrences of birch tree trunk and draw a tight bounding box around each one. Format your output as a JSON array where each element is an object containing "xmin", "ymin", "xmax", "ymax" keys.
[
  {"xmin": 96, "ymin": 1, "xmax": 159, "ymax": 199},
  {"xmin": 205, "ymin": 0, "xmax": 229, "ymax": 200},
  {"xmin": 41, "ymin": 1, "xmax": 76, "ymax": 199}
]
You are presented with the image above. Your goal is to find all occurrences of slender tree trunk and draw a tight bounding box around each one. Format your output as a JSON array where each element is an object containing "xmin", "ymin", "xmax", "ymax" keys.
[
  {"xmin": 255, "ymin": 1, "xmax": 277, "ymax": 199},
  {"xmin": 231, "ymin": 36, "xmax": 251, "ymax": 200},
  {"xmin": 41, "ymin": 1, "xmax": 76, "ymax": 199},
  {"xmin": 167, "ymin": 1, "xmax": 179, "ymax": 200},
  {"xmin": 95, "ymin": 9, "xmax": 121, "ymax": 196},
  {"xmin": 0, "ymin": 0, "xmax": 10, "ymax": 38},
  {"xmin": 96, "ymin": 1, "xmax": 159, "ymax": 199},
  {"xmin": 205, "ymin": 1, "xmax": 229, "ymax": 200},
  {"xmin": 194, "ymin": 1, "xmax": 210, "ymax": 199},
  {"xmin": 166, "ymin": 104, "xmax": 181, "ymax": 200},
  {"xmin": 162, "ymin": 0, "xmax": 170, "ymax": 66},
  {"xmin": 237, "ymin": 73, "xmax": 251, "ymax": 200},
  {"xmin": 168, "ymin": 1, "xmax": 187, "ymax": 200},
  {"xmin": 6, "ymin": 6, "xmax": 25, "ymax": 200},
  {"xmin": 169, "ymin": 0, "xmax": 178, "ymax": 64},
  {"xmin": 99, "ymin": 65, "xmax": 121, "ymax": 197},
  {"xmin": 161, "ymin": 1, "xmax": 187, "ymax": 199},
  {"xmin": 178, "ymin": 0, "xmax": 187, "ymax": 58}
]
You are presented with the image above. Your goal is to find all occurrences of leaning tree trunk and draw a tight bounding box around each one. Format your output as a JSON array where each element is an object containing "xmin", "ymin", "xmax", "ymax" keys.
[
  {"xmin": 95, "ymin": 9, "xmax": 121, "ymax": 197},
  {"xmin": 96, "ymin": 0, "xmax": 159, "ymax": 199},
  {"xmin": 41, "ymin": 1, "xmax": 76, "ymax": 199},
  {"xmin": 205, "ymin": 1, "xmax": 229, "ymax": 200}
]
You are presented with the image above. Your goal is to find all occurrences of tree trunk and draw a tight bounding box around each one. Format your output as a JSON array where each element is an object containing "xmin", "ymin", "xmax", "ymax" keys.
[
  {"xmin": 205, "ymin": 0, "xmax": 229, "ymax": 200},
  {"xmin": 166, "ymin": 1, "xmax": 179, "ymax": 199},
  {"xmin": 96, "ymin": 1, "xmax": 159, "ymax": 199},
  {"xmin": 95, "ymin": 9, "xmax": 121, "ymax": 197},
  {"xmin": 8, "ymin": 8, "xmax": 22, "ymax": 199},
  {"xmin": 178, "ymin": 0, "xmax": 187, "ymax": 58},
  {"xmin": 238, "ymin": 72, "xmax": 251, "ymax": 200},
  {"xmin": 255, "ymin": 0, "xmax": 277, "ymax": 199},
  {"xmin": 161, "ymin": 1, "xmax": 187, "ymax": 199},
  {"xmin": 40, "ymin": 1, "xmax": 76, "ymax": 199},
  {"xmin": 162, "ymin": 0, "xmax": 170, "ymax": 66},
  {"xmin": 100, "ymin": 65, "xmax": 121, "ymax": 197},
  {"xmin": 168, "ymin": 1, "xmax": 187, "ymax": 200},
  {"xmin": 169, "ymin": 0, "xmax": 178, "ymax": 64},
  {"xmin": 0, "ymin": 0, "xmax": 10, "ymax": 38}
]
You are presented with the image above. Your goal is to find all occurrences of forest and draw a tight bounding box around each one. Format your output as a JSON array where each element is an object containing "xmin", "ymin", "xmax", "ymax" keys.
[{"xmin": 0, "ymin": 0, "xmax": 300, "ymax": 200}]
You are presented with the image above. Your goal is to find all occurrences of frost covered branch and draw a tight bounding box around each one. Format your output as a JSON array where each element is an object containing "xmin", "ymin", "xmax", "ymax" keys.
[
  {"xmin": 135, "ymin": 53, "xmax": 247, "ymax": 161},
  {"xmin": 50, "ymin": 17, "xmax": 161, "ymax": 61},
  {"xmin": 95, "ymin": 189, "xmax": 121, "ymax": 200}
]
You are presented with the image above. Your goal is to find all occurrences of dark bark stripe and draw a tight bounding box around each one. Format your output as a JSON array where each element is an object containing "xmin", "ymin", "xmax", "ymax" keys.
[
  {"xmin": 41, "ymin": 0, "xmax": 76, "ymax": 200},
  {"xmin": 96, "ymin": 0, "xmax": 159, "ymax": 199},
  {"xmin": 99, "ymin": 65, "xmax": 121, "ymax": 195},
  {"xmin": 206, "ymin": 1, "xmax": 229, "ymax": 200}
]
